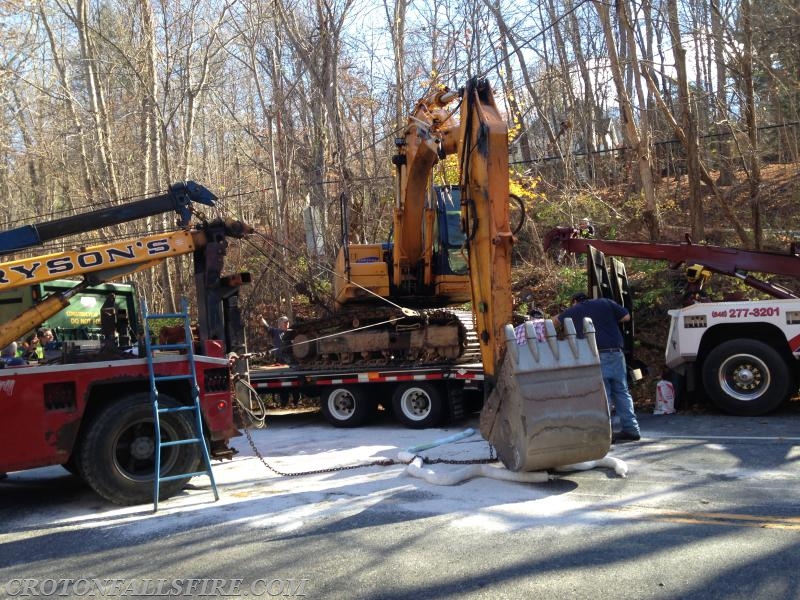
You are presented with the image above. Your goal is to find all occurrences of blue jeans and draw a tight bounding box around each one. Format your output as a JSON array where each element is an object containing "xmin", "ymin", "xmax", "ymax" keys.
[{"xmin": 600, "ymin": 351, "xmax": 639, "ymax": 434}]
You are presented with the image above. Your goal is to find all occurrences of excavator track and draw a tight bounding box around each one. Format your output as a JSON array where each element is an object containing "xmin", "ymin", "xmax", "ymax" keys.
[{"xmin": 286, "ymin": 307, "xmax": 478, "ymax": 369}]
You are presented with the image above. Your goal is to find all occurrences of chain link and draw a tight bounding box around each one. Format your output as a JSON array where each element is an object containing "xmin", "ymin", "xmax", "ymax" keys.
[
  {"xmin": 234, "ymin": 401, "xmax": 498, "ymax": 477},
  {"xmin": 228, "ymin": 360, "xmax": 498, "ymax": 474}
]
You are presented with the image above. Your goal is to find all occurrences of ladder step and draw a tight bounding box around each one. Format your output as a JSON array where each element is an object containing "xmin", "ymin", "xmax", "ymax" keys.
[
  {"xmin": 154, "ymin": 374, "xmax": 193, "ymax": 383},
  {"xmin": 158, "ymin": 471, "xmax": 212, "ymax": 483},
  {"xmin": 151, "ymin": 343, "xmax": 192, "ymax": 351},
  {"xmin": 160, "ymin": 438, "xmax": 201, "ymax": 447},
  {"xmin": 143, "ymin": 296, "xmax": 218, "ymax": 512},
  {"xmin": 158, "ymin": 405, "xmax": 197, "ymax": 414}
]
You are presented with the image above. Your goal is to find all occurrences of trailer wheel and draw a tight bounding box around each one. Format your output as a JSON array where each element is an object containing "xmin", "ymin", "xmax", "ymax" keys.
[
  {"xmin": 391, "ymin": 383, "xmax": 444, "ymax": 428},
  {"xmin": 702, "ymin": 339, "xmax": 791, "ymax": 416},
  {"xmin": 320, "ymin": 386, "xmax": 372, "ymax": 427},
  {"xmin": 78, "ymin": 393, "xmax": 200, "ymax": 505}
]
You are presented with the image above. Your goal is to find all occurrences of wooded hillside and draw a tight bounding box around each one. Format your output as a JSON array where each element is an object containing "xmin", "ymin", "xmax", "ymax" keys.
[{"xmin": 1, "ymin": 0, "xmax": 797, "ymax": 325}]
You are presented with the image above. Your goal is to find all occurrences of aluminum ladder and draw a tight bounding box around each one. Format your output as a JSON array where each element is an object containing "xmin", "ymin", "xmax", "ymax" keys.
[{"xmin": 141, "ymin": 296, "xmax": 219, "ymax": 512}]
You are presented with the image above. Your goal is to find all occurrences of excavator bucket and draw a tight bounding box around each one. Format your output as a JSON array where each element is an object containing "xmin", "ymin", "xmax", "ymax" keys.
[{"xmin": 480, "ymin": 317, "xmax": 611, "ymax": 472}]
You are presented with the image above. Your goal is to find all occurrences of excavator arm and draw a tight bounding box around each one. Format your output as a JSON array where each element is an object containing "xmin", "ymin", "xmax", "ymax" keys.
[
  {"xmin": 456, "ymin": 79, "xmax": 514, "ymax": 382},
  {"xmin": 411, "ymin": 78, "xmax": 612, "ymax": 471}
]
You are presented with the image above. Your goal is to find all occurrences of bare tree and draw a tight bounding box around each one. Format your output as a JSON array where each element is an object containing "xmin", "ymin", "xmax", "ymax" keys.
[
  {"xmin": 740, "ymin": 0, "xmax": 762, "ymax": 249},
  {"xmin": 667, "ymin": 0, "xmax": 703, "ymax": 241},
  {"xmin": 594, "ymin": 0, "xmax": 659, "ymax": 239}
]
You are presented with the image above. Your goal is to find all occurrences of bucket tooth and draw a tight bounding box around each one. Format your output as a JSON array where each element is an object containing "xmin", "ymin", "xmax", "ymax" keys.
[{"xmin": 480, "ymin": 317, "xmax": 611, "ymax": 472}]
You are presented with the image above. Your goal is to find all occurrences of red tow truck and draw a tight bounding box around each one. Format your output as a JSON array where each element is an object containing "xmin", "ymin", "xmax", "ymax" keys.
[{"xmin": 0, "ymin": 183, "xmax": 252, "ymax": 504}]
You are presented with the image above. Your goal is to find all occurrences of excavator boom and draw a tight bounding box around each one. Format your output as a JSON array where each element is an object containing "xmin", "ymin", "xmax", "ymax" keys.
[{"xmin": 452, "ymin": 79, "xmax": 611, "ymax": 471}]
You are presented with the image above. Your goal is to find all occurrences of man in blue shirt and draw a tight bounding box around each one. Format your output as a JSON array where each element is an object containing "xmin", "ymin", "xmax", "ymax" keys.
[{"xmin": 553, "ymin": 292, "xmax": 641, "ymax": 443}]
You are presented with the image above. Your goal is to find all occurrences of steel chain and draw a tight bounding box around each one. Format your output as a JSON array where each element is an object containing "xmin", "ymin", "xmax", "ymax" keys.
[{"xmin": 232, "ymin": 384, "xmax": 498, "ymax": 477}]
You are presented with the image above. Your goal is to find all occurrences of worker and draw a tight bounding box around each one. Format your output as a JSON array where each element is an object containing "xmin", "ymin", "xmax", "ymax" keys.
[
  {"xmin": 515, "ymin": 306, "xmax": 546, "ymax": 345},
  {"xmin": 21, "ymin": 332, "xmax": 43, "ymax": 361},
  {"xmin": 262, "ymin": 315, "xmax": 291, "ymax": 364},
  {"xmin": 260, "ymin": 315, "xmax": 297, "ymax": 407},
  {"xmin": 553, "ymin": 292, "xmax": 641, "ymax": 443},
  {"xmin": 578, "ymin": 217, "xmax": 595, "ymax": 238},
  {"xmin": 37, "ymin": 327, "xmax": 54, "ymax": 348},
  {"xmin": 1, "ymin": 342, "xmax": 26, "ymax": 367}
]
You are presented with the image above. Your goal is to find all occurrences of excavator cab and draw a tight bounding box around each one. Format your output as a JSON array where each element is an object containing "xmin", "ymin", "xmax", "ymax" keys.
[{"xmin": 432, "ymin": 186, "xmax": 469, "ymax": 278}]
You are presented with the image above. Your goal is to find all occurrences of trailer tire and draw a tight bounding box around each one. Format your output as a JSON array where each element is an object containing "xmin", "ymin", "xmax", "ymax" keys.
[
  {"xmin": 702, "ymin": 339, "xmax": 791, "ymax": 416},
  {"xmin": 78, "ymin": 393, "xmax": 200, "ymax": 505},
  {"xmin": 391, "ymin": 383, "xmax": 444, "ymax": 428},
  {"xmin": 320, "ymin": 386, "xmax": 372, "ymax": 427}
]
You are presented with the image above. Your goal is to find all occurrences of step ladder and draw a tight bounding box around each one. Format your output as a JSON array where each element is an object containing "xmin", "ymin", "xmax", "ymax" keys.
[{"xmin": 141, "ymin": 297, "xmax": 219, "ymax": 512}]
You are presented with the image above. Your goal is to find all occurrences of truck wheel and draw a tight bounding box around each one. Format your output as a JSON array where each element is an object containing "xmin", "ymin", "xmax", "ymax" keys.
[
  {"xmin": 320, "ymin": 386, "xmax": 372, "ymax": 427},
  {"xmin": 78, "ymin": 393, "xmax": 200, "ymax": 505},
  {"xmin": 391, "ymin": 383, "xmax": 444, "ymax": 428},
  {"xmin": 702, "ymin": 339, "xmax": 792, "ymax": 416},
  {"xmin": 62, "ymin": 456, "xmax": 83, "ymax": 478}
]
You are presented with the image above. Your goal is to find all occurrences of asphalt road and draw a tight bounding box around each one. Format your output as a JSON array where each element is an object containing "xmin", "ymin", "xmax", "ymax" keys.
[{"xmin": 2, "ymin": 407, "xmax": 800, "ymax": 600}]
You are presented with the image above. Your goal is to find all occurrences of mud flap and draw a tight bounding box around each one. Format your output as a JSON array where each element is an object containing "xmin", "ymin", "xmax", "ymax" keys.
[{"xmin": 480, "ymin": 318, "xmax": 611, "ymax": 472}]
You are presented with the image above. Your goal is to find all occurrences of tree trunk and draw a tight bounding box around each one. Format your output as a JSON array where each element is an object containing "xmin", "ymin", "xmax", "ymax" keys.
[
  {"xmin": 741, "ymin": 0, "xmax": 762, "ymax": 249},
  {"xmin": 641, "ymin": 67, "xmax": 751, "ymax": 246},
  {"xmin": 39, "ymin": 3, "xmax": 94, "ymax": 207},
  {"xmin": 76, "ymin": 0, "xmax": 119, "ymax": 202},
  {"xmin": 667, "ymin": 0, "xmax": 703, "ymax": 242},
  {"xmin": 595, "ymin": 0, "xmax": 659, "ymax": 240},
  {"xmin": 566, "ymin": 0, "xmax": 598, "ymax": 182},
  {"xmin": 482, "ymin": 0, "xmax": 559, "ymax": 148},
  {"xmin": 711, "ymin": 1, "xmax": 735, "ymax": 187}
]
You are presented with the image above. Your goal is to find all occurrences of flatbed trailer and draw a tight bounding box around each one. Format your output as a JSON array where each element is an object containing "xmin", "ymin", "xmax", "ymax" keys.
[{"xmin": 248, "ymin": 362, "xmax": 484, "ymax": 428}]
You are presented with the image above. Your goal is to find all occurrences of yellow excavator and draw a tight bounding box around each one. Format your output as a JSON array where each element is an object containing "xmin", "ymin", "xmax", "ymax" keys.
[{"xmin": 312, "ymin": 78, "xmax": 611, "ymax": 471}]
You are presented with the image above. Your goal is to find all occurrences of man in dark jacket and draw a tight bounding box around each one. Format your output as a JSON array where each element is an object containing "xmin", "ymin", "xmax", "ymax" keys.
[{"xmin": 553, "ymin": 292, "xmax": 640, "ymax": 443}]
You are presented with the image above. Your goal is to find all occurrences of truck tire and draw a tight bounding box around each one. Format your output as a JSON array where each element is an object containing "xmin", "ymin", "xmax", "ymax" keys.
[
  {"xmin": 78, "ymin": 393, "xmax": 201, "ymax": 505},
  {"xmin": 320, "ymin": 386, "xmax": 372, "ymax": 427},
  {"xmin": 391, "ymin": 383, "xmax": 444, "ymax": 428},
  {"xmin": 62, "ymin": 456, "xmax": 83, "ymax": 478},
  {"xmin": 702, "ymin": 339, "xmax": 792, "ymax": 416}
]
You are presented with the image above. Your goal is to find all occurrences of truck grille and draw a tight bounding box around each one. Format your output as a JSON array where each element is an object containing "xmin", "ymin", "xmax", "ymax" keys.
[{"xmin": 683, "ymin": 315, "xmax": 707, "ymax": 328}]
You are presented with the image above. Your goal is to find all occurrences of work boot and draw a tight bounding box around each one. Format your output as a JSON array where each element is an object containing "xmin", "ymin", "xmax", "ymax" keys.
[{"xmin": 612, "ymin": 430, "xmax": 641, "ymax": 443}]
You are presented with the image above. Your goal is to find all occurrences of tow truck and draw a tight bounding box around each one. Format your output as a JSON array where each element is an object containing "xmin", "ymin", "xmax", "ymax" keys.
[
  {"xmin": 546, "ymin": 227, "xmax": 800, "ymax": 415},
  {"xmin": 0, "ymin": 182, "xmax": 253, "ymax": 504}
]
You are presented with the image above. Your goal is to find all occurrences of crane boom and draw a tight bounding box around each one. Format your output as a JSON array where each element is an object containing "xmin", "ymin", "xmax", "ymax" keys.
[
  {"xmin": 545, "ymin": 226, "xmax": 800, "ymax": 299},
  {"xmin": 0, "ymin": 181, "xmax": 215, "ymax": 256},
  {"xmin": 0, "ymin": 184, "xmax": 249, "ymax": 352},
  {"xmin": 0, "ymin": 230, "xmax": 196, "ymax": 292}
]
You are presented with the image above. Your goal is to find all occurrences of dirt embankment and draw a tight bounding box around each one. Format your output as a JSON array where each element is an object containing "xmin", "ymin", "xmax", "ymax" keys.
[{"xmin": 513, "ymin": 163, "xmax": 800, "ymax": 410}]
